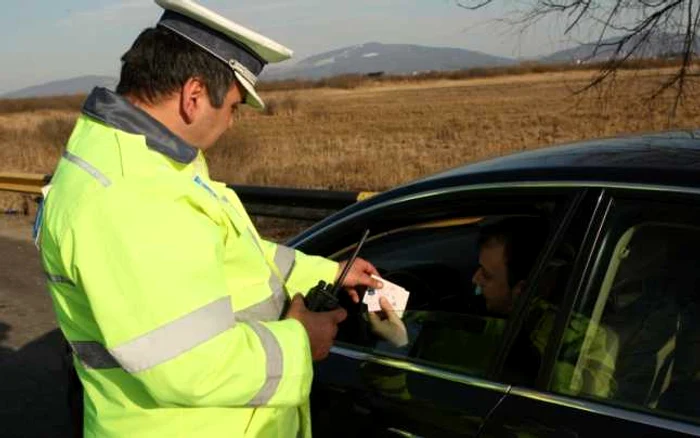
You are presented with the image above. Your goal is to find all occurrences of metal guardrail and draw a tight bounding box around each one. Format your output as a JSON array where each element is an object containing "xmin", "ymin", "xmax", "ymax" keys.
[
  {"xmin": 233, "ymin": 185, "xmax": 377, "ymax": 221},
  {"xmin": 0, "ymin": 173, "xmax": 46, "ymax": 196},
  {"xmin": 0, "ymin": 173, "xmax": 378, "ymax": 221}
]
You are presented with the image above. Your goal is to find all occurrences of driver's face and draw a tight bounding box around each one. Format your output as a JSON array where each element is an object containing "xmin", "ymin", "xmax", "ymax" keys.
[{"xmin": 472, "ymin": 238, "xmax": 515, "ymax": 315}]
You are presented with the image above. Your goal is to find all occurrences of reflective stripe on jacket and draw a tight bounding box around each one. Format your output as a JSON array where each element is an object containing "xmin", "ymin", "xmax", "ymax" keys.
[{"xmin": 38, "ymin": 88, "xmax": 338, "ymax": 437}]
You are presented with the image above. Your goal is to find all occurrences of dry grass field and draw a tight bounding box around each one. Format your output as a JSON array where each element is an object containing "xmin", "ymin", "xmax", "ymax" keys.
[{"xmin": 2, "ymin": 67, "xmax": 700, "ymax": 219}]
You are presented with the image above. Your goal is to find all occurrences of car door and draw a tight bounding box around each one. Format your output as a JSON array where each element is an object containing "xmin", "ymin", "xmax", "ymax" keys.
[
  {"xmin": 292, "ymin": 184, "xmax": 586, "ymax": 438},
  {"xmin": 480, "ymin": 188, "xmax": 700, "ymax": 437}
]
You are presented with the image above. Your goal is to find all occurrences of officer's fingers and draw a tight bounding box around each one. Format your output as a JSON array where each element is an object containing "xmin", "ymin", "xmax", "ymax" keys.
[
  {"xmin": 288, "ymin": 294, "xmax": 306, "ymax": 312},
  {"xmin": 358, "ymin": 272, "xmax": 382, "ymax": 289},
  {"xmin": 330, "ymin": 307, "xmax": 347, "ymax": 324},
  {"xmin": 285, "ymin": 295, "xmax": 308, "ymax": 321},
  {"xmin": 358, "ymin": 258, "xmax": 381, "ymax": 277},
  {"xmin": 346, "ymin": 288, "xmax": 360, "ymax": 304},
  {"xmin": 350, "ymin": 258, "xmax": 374, "ymax": 277},
  {"xmin": 346, "ymin": 266, "xmax": 378, "ymax": 287},
  {"xmin": 340, "ymin": 262, "xmax": 381, "ymax": 291}
]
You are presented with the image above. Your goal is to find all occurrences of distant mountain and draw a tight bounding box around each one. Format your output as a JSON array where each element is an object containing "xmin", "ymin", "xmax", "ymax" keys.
[
  {"xmin": 542, "ymin": 33, "xmax": 700, "ymax": 63},
  {"xmin": 262, "ymin": 42, "xmax": 516, "ymax": 80},
  {"xmin": 2, "ymin": 75, "xmax": 117, "ymax": 99},
  {"xmin": 5, "ymin": 42, "xmax": 515, "ymax": 98}
]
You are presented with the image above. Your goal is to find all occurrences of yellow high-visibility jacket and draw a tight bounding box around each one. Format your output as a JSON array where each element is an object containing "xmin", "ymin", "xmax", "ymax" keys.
[{"xmin": 38, "ymin": 88, "xmax": 338, "ymax": 437}]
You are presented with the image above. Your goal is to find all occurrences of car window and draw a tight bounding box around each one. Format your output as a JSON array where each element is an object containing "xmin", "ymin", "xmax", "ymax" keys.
[
  {"xmin": 548, "ymin": 199, "xmax": 700, "ymax": 425},
  {"xmin": 331, "ymin": 213, "xmax": 553, "ymax": 378}
]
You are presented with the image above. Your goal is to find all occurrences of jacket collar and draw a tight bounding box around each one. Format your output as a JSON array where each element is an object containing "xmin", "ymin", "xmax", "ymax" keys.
[{"xmin": 81, "ymin": 87, "xmax": 198, "ymax": 164}]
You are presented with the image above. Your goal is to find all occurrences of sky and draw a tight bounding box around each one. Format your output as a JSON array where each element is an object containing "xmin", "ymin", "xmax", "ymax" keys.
[{"xmin": 0, "ymin": 0, "xmax": 587, "ymax": 95}]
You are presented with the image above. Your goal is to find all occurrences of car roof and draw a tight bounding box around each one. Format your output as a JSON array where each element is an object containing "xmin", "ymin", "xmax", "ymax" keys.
[
  {"xmin": 414, "ymin": 129, "xmax": 700, "ymax": 189},
  {"xmin": 422, "ymin": 127, "xmax": 700, "ymax": 184}
]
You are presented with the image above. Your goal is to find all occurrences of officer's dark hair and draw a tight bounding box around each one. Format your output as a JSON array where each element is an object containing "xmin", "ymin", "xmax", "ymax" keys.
[
  {"xmin": 477, "ymin": 217, "xmax": 549, "ymax": 288},
  {"xmin": 116, "ymin": 26, "xmax": 237, "ymax": 108}
]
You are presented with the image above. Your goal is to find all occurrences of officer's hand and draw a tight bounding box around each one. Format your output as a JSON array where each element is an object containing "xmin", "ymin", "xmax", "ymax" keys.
[
  {"xmin": 367, "ymin": 297, "xmax": 408, "ymax": 347},
  {"xmin": 285, "ymin": 294, "xmax": 347, "ymax": 361},
  {"xmin": 337, "ymin": 257, "xmax": 382, "ymax": 304}
]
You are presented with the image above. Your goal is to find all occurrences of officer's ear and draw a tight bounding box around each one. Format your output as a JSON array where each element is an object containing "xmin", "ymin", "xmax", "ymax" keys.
[{"xmin": 180, "ymin": 77, "xmax": 208, "ymax": 124}]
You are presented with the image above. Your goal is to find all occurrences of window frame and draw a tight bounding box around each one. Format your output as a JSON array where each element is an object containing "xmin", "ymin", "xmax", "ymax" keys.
[{"xmin": 294, "ymin": 182, "xmax": 589, "ymax": 381}]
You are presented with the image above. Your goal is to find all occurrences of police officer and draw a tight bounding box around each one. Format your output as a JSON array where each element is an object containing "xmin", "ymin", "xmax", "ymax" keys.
[{"xmin": 37, "ymin": 1, "xmax": 381, "ymax": 436}]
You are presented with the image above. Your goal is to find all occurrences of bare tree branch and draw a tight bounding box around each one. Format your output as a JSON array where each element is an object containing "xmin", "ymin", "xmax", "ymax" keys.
[
  {"xmin": 456, "ymin": 0, "xmax": 495, "ymax": 11},
  {"xmin": 565, "ymin": 0, "xmax": 593, "ymax": 33},
  {"xmin": 455, "ymin": 0, "xmax": 699, "ymax": 117}
]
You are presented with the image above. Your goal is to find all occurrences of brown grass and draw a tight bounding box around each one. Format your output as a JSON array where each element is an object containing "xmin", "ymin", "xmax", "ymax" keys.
[
  {"xmin": 2, "ymin": 67, "xmax": 700, "ymax": 223},
  {"xmin": 206, "ymin": 68, "xmax": 700, "ymax": 191},
  {"xmin": 257, "ymin": 58, "xmax": 700, "ymax": 92},
  {"xmin": 0, "ymin": 95, "xmax": 84, "ymax": 115}
]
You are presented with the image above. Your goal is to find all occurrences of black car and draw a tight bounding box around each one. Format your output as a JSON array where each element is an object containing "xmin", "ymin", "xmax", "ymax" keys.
[{"xmin": 289, "ymin": 130, "xmax": 700, "ymax": 437}]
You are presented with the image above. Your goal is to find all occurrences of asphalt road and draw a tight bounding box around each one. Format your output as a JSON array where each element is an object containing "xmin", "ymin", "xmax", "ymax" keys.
[{"xmin": 0, "ymin": 216, "xmax": 76, "ymax": 438}]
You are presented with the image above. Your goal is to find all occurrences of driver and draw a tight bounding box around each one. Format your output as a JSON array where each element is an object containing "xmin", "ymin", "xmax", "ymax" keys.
[{"xmin": 368, "ymin": 217, "xmax": 617, "ymax": 398}]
